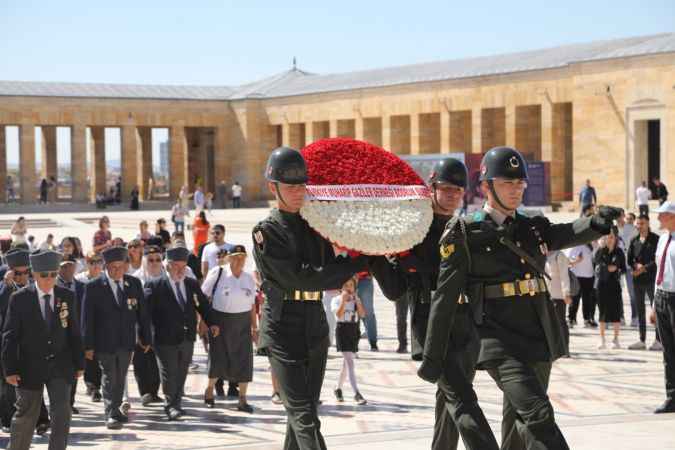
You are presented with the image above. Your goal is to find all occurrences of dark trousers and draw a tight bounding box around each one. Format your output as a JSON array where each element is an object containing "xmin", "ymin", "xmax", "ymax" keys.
[
  {"xmin": 395, "ymin": 294, "xmax": 409, "ymax": 348},
  {"xmin": 410, "ymin": 298, "xmax": 430, "ymax": 360},
  {"xmin": 487, "ymin": 359, "xmax": 568, "ymax": 450},
  {"xmin": 553, "ymin": 299, "xmax": 570, "ymax": 355},
  {"xmin": 232, "ymin": 197, "xmax": 241, "ymax": 208},
  {"xmin": 69, "ymin": 378, "xmax": 78, "ymax": 407},
  {"xmin": 268, "ymin": 338, "xmax": 329, "ymax": 450},
  {"xmin": 155, "ymin": 340, "xmax": 194, "ymax": 411},
  {"xmin": 433, "ymin": 333, "xmax": 497, "ymax": 450},
  {"xmin": 133, "ymin": 344, "xmax": 160, "ymax": 397},
  {"xmin": 639, "ymin": 204, "xmax": 649, "ymax": 216},
  {"xmin": 84, "ymin": 356, "xmax": 102, "ymax": 391},
  {"xmin": 9, "ymin": 378, "xmax": 71, "ymax": 450},
  {"xmin": 0, "ymin": 377, "xmax": 17, "ymax": 427},
  {"xmin": 634, "ymin": 282, "xmax": 659, "ymax": 343},
  {"xmin": 97, "ymin": 350, "xmax": 132, "ymax": 419},
  {"xmin": 569, "ymin": 276, "xmax": 595, "ymax": 322},
  {"xmin": 655, "ymin": 290, "xmax": 675, "ymax": 404}
]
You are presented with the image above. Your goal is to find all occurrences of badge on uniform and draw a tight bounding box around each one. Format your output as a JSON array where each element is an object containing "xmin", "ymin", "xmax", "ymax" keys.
[
  {"xmin": 127, "ymin": 298, "xmax": 138, "ymax": 310},
  {"xmin": 440, "ymin": 243, "xmax": 455, "ymax": 259},
  {"xmin": 193, "ymin": 293, "xmax": 200, "ymax": 307},
  {"xmin": 254, "ymin": 231, "xmax": 264, "ymax": 245},
  {"xmin": 124, "ymin": 281, "xmax": 129, "ymax": 288},
  {"xmin": 58, "ymin": 300, "xmax": 68, "ymax": 328}
]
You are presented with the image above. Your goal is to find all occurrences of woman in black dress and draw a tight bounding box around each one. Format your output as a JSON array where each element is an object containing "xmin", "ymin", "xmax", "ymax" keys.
[{"xmin": 594, "ymin": 229, "xmax": 626, "ymax": 349}]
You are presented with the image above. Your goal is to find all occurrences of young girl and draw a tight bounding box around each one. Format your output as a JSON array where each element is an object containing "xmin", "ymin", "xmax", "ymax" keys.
[
  {"xmin": 594, "ymin": 229, "xmax": 626, "ymax": 349},
  {"xmin": 331, "ymin": 276, "xmax": 367, "ymax": 405}
]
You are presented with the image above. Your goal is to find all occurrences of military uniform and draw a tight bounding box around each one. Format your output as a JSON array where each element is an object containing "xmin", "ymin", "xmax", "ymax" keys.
[
  {"xmin": 420, "ymin": 147, "xmax": 618, "ymax": 450},
  {"xmin": 253, "ymin": 146, "xmax": 368, "ymax": 450}
]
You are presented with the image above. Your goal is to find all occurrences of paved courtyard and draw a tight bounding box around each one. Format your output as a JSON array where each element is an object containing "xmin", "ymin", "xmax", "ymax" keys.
[{"xmin": 0, "ymin": 207, "xmax": 674, "ymax": 449}]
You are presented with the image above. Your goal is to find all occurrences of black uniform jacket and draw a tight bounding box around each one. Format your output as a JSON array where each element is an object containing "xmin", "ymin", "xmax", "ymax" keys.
[
  {"xmin": 424, "ymin": 211, "xmax": 605, "ymax": 369},
  {"xmin": 252, "ymin": 209, "xmax": 368, "ymax": 350},
  {"xmin": 1, "ymin": 284, "xmax": 84, "ymax": 390},
  {"xmin": 82, "ymin": 273, "xmax": 150, "ymax": 354},
  {"xmin": 144, "ymin": 274, "xmax": 212, "ymax": 347},
  {"xmin": 627, "ymin": 232, "xmax": 660, "ymax": 286}
]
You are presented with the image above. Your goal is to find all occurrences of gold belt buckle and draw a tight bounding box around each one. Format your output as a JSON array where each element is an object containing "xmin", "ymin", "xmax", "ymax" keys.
[
  {"xmin": 293, "ymin": 290, "xmax": 320, "ymax": 301},
  {"xmin": 518, "ymin": 279, "xmax": 536, "ymax": 296},
  {"xmin": 502, "ymin": 283, "xmax": 516, "ymax": 297}
]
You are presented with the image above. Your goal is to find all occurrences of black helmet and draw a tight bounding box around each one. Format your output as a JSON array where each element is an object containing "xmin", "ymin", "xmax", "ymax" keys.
[
  {"xmin": 429, "ymin": 158, "xmax": 467, "ymax": 188},
  {"xmin": 479, "ymin": 146, "xmax": 528, "ymax": 181},
  {"xmin": 265, "ymin": 147, "xmax": 308, "ymax": 185}
]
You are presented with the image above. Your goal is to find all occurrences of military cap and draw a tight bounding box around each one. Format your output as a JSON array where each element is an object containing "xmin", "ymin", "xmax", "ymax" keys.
[
  {"xmin": 265, "ymin": 146, "xmax": 308, "ymax": 185},
  {"xmin": 102, "ymin": 246, "xmax": 129, "ymax": 264},
  {"xmin": 30, "ymin": 250, "xmax": 62, "ymax": 272},
  {"xmin": 429, "ymin": 157, "xmax": 468, "ymax": 188},
  {"xmin": 144, "ymin": 245, "xmax": 162, "ymax": 256},
  {"xmin": 479, "ymin": 146, "xmax": 529, "ymax": 181},
  {"xmin": 5, "ymin": 248, "xmax": 30, "ymax": 268},
  {"xmin": 146, "ymin": 236, "xmax": 164, "ymax": 248},
  {"xmin": 166, "ymin": 246, "xmax": 190, "ymax": 262}
]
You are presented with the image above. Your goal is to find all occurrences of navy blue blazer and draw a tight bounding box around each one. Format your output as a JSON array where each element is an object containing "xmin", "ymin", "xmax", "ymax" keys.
[
  {"xmin": 1, "ymin": 285, "xmax": 84, "ymax": 390},
  {"xmin": 144, "ymin": 275, "xmax": 213, "ymax": 347},
  {"xmin": 81, "ymin": 273, "xmax": 151, "ymax": 354}
]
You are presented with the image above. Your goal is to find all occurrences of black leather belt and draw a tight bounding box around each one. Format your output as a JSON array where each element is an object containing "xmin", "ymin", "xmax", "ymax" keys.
[
  {"xmin": 485, "ymin": 278, "xmax": 547, "ymax": 299},
  {"xmin": 284, "ymin": 290, "xmax": 323, "ymax": 302}
]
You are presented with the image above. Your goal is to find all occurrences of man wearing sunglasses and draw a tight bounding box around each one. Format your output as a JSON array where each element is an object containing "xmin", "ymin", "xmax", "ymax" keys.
[
  {"xmin": 200, "ymin": 224, "xmax": 234, "ymax": 279},
  {"xmin": 82, "ymin": 246, "xmax": 151, "ymax": 430},
  {"xmin": 2, "ymin": 250, "xmax": 84, "ymax": 450}
]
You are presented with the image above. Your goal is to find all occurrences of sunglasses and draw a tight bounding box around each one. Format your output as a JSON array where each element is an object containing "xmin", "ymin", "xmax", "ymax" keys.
[
  {"xmin": 88, "ymin": 260, "xmax": 103, "ymax": 265},
  {"xmin": 37, "ymin": 271, "xmax": 59, "ymax": 279},
  {"xmin": 13, "ymin": 269, "xmax": 30, "ymax": 276},
  {"xmin": 147, "ymin": 257, "xmax": 162, "ymax": 263}
]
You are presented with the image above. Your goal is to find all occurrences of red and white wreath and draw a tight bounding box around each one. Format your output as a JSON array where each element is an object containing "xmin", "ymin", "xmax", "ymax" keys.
[{"xmin": 300, "ymin": 138, "xmax": 433, "ymax": 255}]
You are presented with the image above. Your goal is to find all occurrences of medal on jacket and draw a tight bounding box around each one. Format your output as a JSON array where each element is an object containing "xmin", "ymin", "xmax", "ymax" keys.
[
  {"xmin": 124, "ymin": 281, "xmax": 129, "ymax": 287},
  {"xmin": 531, "ymin": 225, "xmax": 548, "ymax": 256},
  {"xmin": 127, "ymin": 298, "xmax": 138, "ymax": 310},
  {"xmin": 193, "ymin": 293, "xmax": 200, "ymax": 307},
  {"xmin": 58, "ymin": 300, "xmax": 69, "ymax": 328}
]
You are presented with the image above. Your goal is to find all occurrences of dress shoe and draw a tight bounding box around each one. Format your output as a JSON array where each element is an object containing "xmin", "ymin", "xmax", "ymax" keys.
[
  {"xmin": 167, "ymin": 408, "xmax": 181, "ymax": 421},
  {"xmin": 237, "ymin": 402, "xmax": 254, "ymax": 414},
  {"xmin": 396, "ymin": 345, "xmax": 407, "ymax": 354},
  {"xmin": 141, "ymin": 393, "xmax": 154, "ymax": 407},
  {"xmin": 654, "ymin": 401, "xmax": 675, "ymax": 414},
  {"xmin": 35, "ymin": 423, "xmax": 49, "ymax": 436},
  {"xmin": 334, "ymin": 388, "xmax": 344, "ymax": 402},
  {"xmin": 354, "ymin": 392, "xmax": 367, "ymax": 405},
  {"xmin": 411, "ymin": 354, "xmax": 423, "ymax": 361},
  {"xmin": 227, "ymin": 384, "xmax": 239, "ymax": 398},
  {"xmin": 369, "ymin": 341, "xmax": 379, "ymax": 351},
  {"xmin": 106, "ymin": 418, "xmax": 123, "ymax": 430},
  {"xmin": 204, "ymin": 388, "xmax": 215, "ymax": 408}
]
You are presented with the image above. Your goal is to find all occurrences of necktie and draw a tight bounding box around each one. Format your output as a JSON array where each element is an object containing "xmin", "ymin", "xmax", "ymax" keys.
[
  {"xmin": 175, "ymin": 281, "xmax": 186, "ymax": 310},
  {"xmin": 43, "ymin": 294, "xmax": 54, "ymax": 331},
  {"xmin": 656, "ymin": 234, "xmax": 672, "ymax": 286},
  {"xmin": 115, "ymin": 281, "xmax": 125, "ymax": 308},
  {"xmin": 503, "ymin": 216, "xmax": 514, "ymax": 226}
]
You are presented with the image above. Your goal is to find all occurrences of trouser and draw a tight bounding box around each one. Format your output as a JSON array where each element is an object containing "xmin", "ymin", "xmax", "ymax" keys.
[
  {"xmin": 487, "ymin": 359, "xmax": 568, "ymax": 450},
  {"xmin": 155, "ymin": 340, "xmax": 194, "ymax": 411},
  {"xmin": 133, "ymin": 343, "xmax": 160, "ymax": 397},
  {"xmin": 9, "ymin": 378, "xmax": 71, "ymax": 450},
  {"xmin": 433, "ymin": 316, "xmax": 497, "ymax": 450},
  {"xmin": 84, "ymin": 355, "xmax": 102, "ymax": 392},
  {"xmin": 410, "ymin": 298, "xmax": 430, "ymax": 360},
  {"xmin": 69, "ymin": 378, "xmax": 78, "ymax": 407},
  {"xmin": 357, "ymin": 277, "xmax": 377, "ymax": 346},
  {"xmin": 623, "ymin": 273, "xmax": 636, "ymax": 320},
  {"xmin": 232, "ymin": 197, "xmax": 241, "ymax": 208},
  {"xmin": 321, "ymin": 295, "xmax": 336, "ymax": 347},
  {"xmin": 174, "ymin": 221, "xmax": 185, "ymax": 234},
  {"xmin": 395, "ymin": 294, "xmax": 409, "ymax": 348},
  {"xmin": 0, "ymin": 376, "xmax": 17, "ymax": 427},
  {"xmin": 97, "ymin": 350, "xmax": 132, "ymax": 419},
  {"xmin": 268, "ymin": 338, "xmax": 329, "ymax": 450},
  {"xmin": 553, "ymin": 299, "xmax": 570, "ymax": 355},
  {"xmin": 635, "ymin": 282, "xmax": 660, "ymax": 343},
  {"xmin": 569, "ymin": 276, "xmax": 595, "ymax": 322},
  {"xmin": 655, "ymin": 290, "xmax": 675, "ymax": 404},
  {"xmin": 639, "ymin": 204, "xmax": 649, "ymax": 216}
]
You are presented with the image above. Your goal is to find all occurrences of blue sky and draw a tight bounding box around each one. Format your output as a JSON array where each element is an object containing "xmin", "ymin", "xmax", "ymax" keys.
[{"xmin": 1, "ymin": 1, "xmax": 673, "ymax": 166}]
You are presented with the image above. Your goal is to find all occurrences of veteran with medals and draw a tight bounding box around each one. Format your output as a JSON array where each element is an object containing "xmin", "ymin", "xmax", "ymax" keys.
[{"xmin": 2, "ymin": 250, "xmax": 84, "ymax": 450}]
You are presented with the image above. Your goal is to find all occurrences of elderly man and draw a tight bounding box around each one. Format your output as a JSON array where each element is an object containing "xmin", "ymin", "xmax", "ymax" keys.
[
  {"xmin": 82, "ymin": 246, "xmax": 151, "ymax": 429},
  {"xmin": 144, "ymin": 246, "xmax": 219, "ymax": 420},
  {"xmin": 2, "ymin": 250, "xmax": 84, "ymax": 450}
]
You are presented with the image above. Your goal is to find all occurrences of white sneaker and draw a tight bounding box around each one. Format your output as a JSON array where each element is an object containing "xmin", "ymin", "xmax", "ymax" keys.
[
  {"xmin": 649, "ymin": 341, "xmax": 663, "ymax": 351},
  {"xmin": 612, "ymin": 339, "xmax": 621, "ymax": 349},
  {"xmin": 628, "ymin": 341, "xmax": 646, "ymax": 350},
  {"xmin": 597, "ymin": 341, "xmax": 607, "ymax": 350}
]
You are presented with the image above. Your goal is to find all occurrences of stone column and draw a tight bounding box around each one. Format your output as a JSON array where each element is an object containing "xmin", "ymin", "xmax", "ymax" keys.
[
  {"xmin": 121, "ymin": 125, "xmax": 139, "ymax": 202},
  {"xmin": 382, "ymin": 115, "xmax": 391, "ymax": 151},
  {"xmin": 281, "ymin": 122, "xmax": 291, "ymax": 147},
  {"xmin": 471, "ymin": 107, "xmax": 482, "ymax": 154},
  {"xmin": 329, "ymin": 119, "xmax": 338, "ymax": 138},
  {"xmin": 541, "ymin": 101, "xmax": 553, "ymax": 162},
  {"xmin": 305, "ymin": 122, "xmax": 314, "ymax": 145},
  {"xmin": 505, "ymin": 104, "xmax": 516, "ymax": 148},
  {"xmin": 0, "ymin": 126, "xmax": 6, "ymax": 202},
  {"xmin": 138, "ymin": 127, "xmax": 152, "ymax": 200},
  {"xmin": 214, "ymin": 126, "xmax": 230, "ymax": 187},
  {"xmin": 440, "ymin": 110, "xmax": 451, "ymax": 153},
  {"xmin": 71, "ymin": 124, "xmax": 88, "ymax": 202},
  {"xmin": 40, "ymin": 126, "xmax": 58, "ymax": 201},
  {"xmin": 19, "ymin": 125, "xmax": 36, "ymax": 204},
  {"xmin": 410, "ymin": 114, "xmax": 420, "ymax": 155},
  {"xmin": 355, "ymin": 116, "xmax": 364, "ymax": 141},
  {"xmin": 89, "ymin": 127, "xmax": 106, "ymax": 202},
  {"xmin": 169, "ymin": 125, "xmax": 187, "ymax": 200}
]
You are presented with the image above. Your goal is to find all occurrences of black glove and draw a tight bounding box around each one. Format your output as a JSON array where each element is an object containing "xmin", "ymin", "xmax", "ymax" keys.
[
  {"xmin": 417, "ymin": 357, "xmax": 442, "ymax": 384},
  {"xmin": 591, "ymin": 205, "xmax": 622, "ymax": 233}
]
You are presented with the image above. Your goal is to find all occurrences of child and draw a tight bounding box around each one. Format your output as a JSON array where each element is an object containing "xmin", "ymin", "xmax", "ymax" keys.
[
  {"xmin": 332, "ymin": 276, "xmax": 367, "ymax": 405},
  {"xmin": 594, "ymin": 229, "xmax": 626, "ymax": 349}
]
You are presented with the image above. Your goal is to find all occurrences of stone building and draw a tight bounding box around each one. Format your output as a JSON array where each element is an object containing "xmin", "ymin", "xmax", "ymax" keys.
[{"xmin": 0, "ymin": 33, "xmax": 673, "ymax": 207}]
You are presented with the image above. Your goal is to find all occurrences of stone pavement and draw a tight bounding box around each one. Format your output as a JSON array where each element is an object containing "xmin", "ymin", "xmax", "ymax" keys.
[{"xmin": 0, "ymin": 207, "xmax": 674, "ymax": 449}]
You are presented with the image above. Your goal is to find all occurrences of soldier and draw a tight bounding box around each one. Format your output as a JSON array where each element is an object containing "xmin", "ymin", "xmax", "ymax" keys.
[
  {"xmin": 400, "ymin": 158, "xmax": 498, "ymax": 450},
  {"xmin": 419, "ymin": 147, "xmax": 620, "ymax": 450},
  {"xmin": 82, "ymin": 246, "xmax": 151, "ymax": 430},
  {"xmin": 2, "ymin": 250, "xmax": 84, "ymax": 450},
  {"xmin": 252, "ymin": 147, "xmax": 369, "ymax": 450},
  {"xmin": 144, "ymin": 246, "xmax": 219, "ymax": 421}
]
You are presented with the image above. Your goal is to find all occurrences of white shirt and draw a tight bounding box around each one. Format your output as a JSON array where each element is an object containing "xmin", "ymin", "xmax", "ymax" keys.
[
  {"xmin": 168, "ymin": 276, "xmax": 188, "ymax": 308},
  {"xmin": 202, "ymin": 267, "xmax": 255, "ymax": 313},
  {"xmin": 331, "ymin": 294, "xmax": 359, "ymax": 323},
  {"xmin": 35, "ymin": 284, "xmax": 55, "ymax": 322},
  {"xmin": 564, "ymin": 245, "xmax": 595, "ymax": 278},
  {"xmin": 105, "ymin": 271, "xmax": 126, "ymax": 304},
  {"xmin": 636, "ymin": 186, "xmax": 651, "ymax": 205},
  {"xmin": 232, "ymin": 184, "xmax": 242, "ymax": 198},
  {"xmin": 201, "ymin": 242, "xmax": 234, "ymax": 271},
  {"xmin": 194, "ymin": 190, "xmax": 205, "ymax": 208},
  {"xmin": 545, "ymin": 251, "xmax": 571, "ymax": 300},
  {"xmin": 655, "ymin": 231, "xmax": 675, "ymax": 293},
  {"xmin": 616, "ymin": 223, "xmax": 637, "ymax": 251}
]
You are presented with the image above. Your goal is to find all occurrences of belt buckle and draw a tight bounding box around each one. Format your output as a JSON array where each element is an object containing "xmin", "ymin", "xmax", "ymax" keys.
[
  {"xmin": 519, "ymin": 279, "xmax": 536, "ymax": 296},
  {"xmin": 503, "ymin": 283, "xmax": 516, "ymax": 297}
]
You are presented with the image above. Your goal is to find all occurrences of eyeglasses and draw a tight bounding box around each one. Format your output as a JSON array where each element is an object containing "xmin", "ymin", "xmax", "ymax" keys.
[
  {"xmin": 13, "ymin": 269, "xmax": 30, "ymax": 276},
  {"xmin": 147, "ymin": 257, "xmax": 162, "ymax": 263},
  {"xmin": 37, "ymin": 271, "xmax": 59, "ymax": 279}
]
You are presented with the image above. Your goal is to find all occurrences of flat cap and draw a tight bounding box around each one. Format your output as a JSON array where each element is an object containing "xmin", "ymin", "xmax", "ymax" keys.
[
  {"xmin": 166, "ymin": 246, "xmax": 190, "ymax": 262},
  {"xmin": 102, "ymin": 246, "xmax": 129, "ymax": 264},
  {"xmin": 5, "ymin": 249, "xmax": 30, "ymax": 268},
  {"xmin": 30, "ymin": 250, "xmax": 62, "ymax": 272}
]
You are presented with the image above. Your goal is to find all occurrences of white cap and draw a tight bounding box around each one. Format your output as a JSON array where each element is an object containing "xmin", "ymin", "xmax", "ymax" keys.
[{"xmin": 654, "ymin": 201, "xmax": 675, "ymax": 214}]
